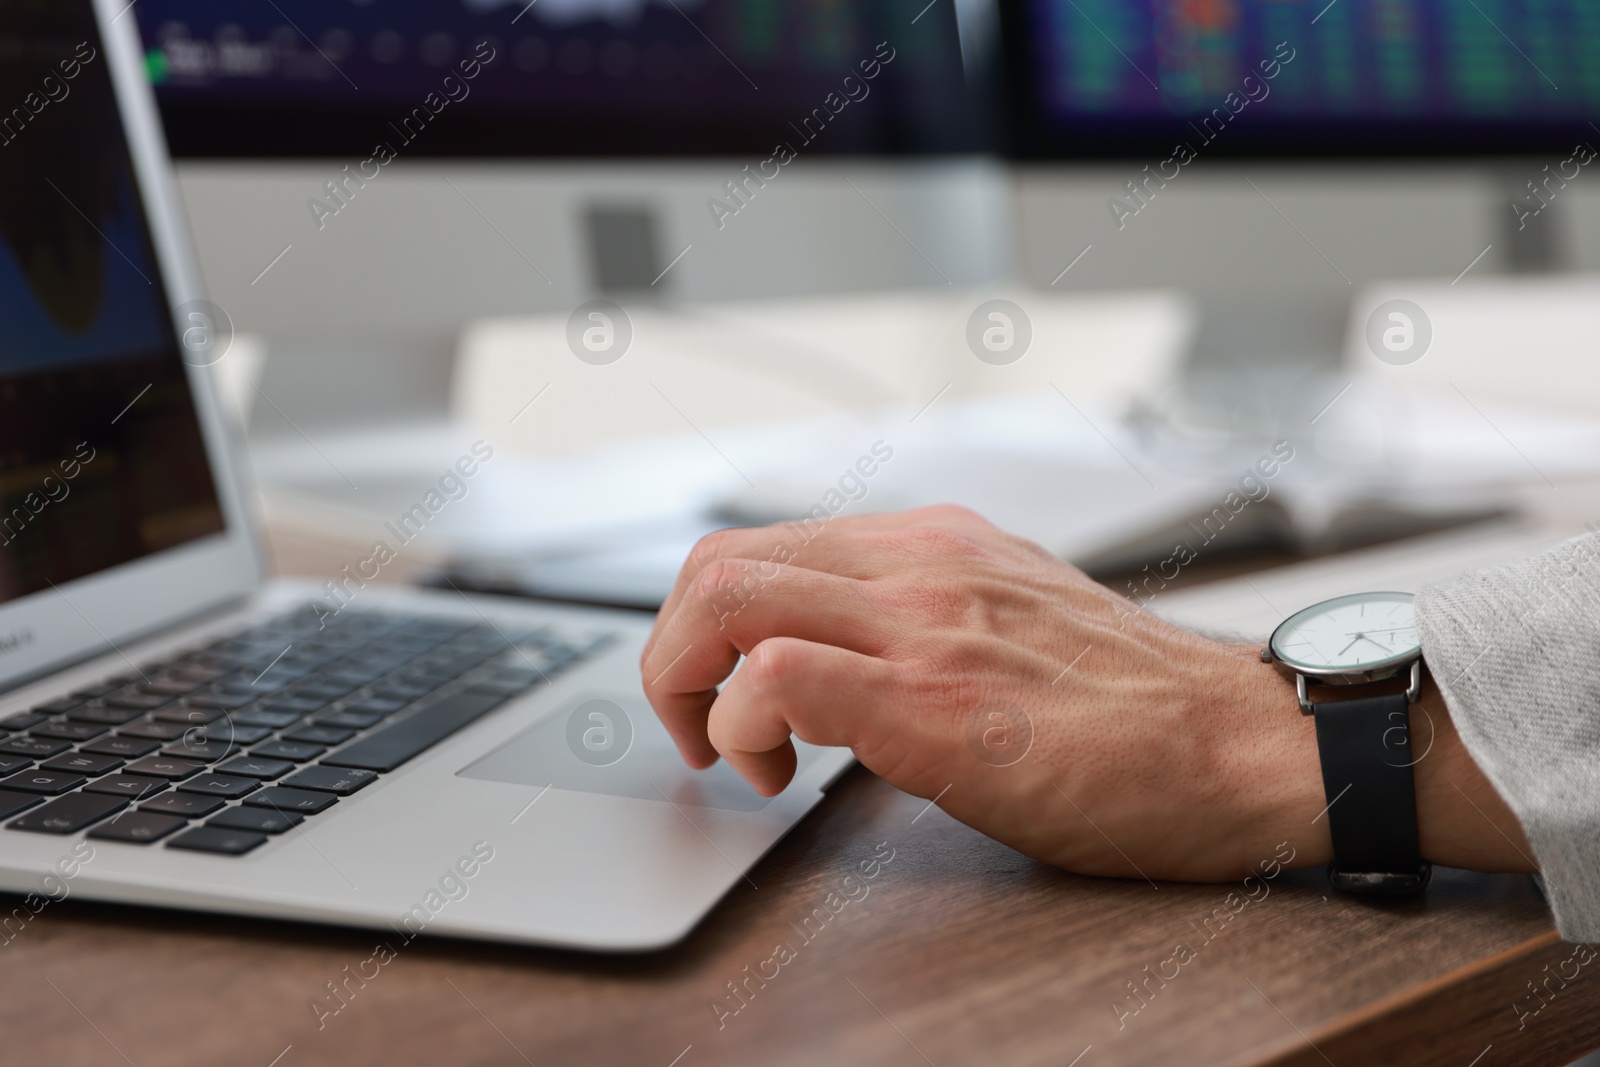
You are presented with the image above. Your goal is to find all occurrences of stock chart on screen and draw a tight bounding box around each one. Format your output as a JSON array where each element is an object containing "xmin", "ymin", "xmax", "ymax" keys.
[
  {"xmin": 1003, "ymin": 0, "xmax": 1600, "ymax": 157},
  {"xmin": 134, "ymin": 0, "xmax": 981, "ymax": 156}
]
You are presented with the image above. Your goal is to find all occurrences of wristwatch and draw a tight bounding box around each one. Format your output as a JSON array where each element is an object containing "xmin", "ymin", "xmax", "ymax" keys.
[{"xmin": 1267, "ymin": 591, "xmax": 1431, "ymax": 895}]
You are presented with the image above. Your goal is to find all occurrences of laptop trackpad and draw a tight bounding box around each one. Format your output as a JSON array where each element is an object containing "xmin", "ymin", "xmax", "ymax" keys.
[{"xmin": 457, "ymin": 693, "xmax": 806, "ymax": 812}]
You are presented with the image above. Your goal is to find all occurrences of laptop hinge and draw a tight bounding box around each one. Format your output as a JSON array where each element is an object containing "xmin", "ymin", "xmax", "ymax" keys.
[{"xmin": 0, "ymin": 592, "xmax": 258, "ymax": 701}]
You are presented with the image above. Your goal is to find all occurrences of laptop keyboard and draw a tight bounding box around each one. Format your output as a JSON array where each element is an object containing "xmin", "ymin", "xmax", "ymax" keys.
[{"xmin": 0, "ymin": 607, "xmax": 612, "ymax": 856}]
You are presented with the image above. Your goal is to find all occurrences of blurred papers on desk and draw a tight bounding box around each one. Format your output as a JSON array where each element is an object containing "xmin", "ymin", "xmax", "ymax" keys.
[{"xmin": 249, "ymin": 283, "xmax": 1600, "ymax": 608}]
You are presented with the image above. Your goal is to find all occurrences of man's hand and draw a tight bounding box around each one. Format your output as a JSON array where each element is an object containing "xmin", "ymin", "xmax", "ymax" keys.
[{"xmin": 639, "ymin": 505, "xmax": 1533, "ymax": 883}]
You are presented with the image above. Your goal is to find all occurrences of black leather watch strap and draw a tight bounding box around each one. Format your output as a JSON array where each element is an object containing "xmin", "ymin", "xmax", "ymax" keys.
[{"xmin": 1311, "ymin": 691, "xmax": 1431, "ymax": 895}]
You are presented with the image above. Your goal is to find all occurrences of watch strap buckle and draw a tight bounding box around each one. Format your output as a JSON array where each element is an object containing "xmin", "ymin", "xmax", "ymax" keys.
[{"xmin": 1328, "ymin": 861, "xmax": 1432, "ymax": 896}]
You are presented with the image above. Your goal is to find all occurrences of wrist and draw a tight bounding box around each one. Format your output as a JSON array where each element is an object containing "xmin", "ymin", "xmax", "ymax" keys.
[
  {"xmin": 1201, "ymin": 647, "xmax": 1536, "ymax": 881},
  {"xmin": 1410, "ymin": 677, "xmax": 1536, "ymax": 873},
  {"xmin": 1265, "ymin": 665, "xmax": 1536, "ymax": 876},
  {"xmin": 1207, "ymin": 647, "xmax": 1334, "ymax": 873}
]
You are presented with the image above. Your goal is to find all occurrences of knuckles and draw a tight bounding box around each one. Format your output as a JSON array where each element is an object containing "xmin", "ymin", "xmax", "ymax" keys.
[
  {"xmin": 740, "ymin": 638, "xmax": 798, "ymax": 694},
  {"xmin": 881, "ymin": 575, "xmax": 987, "ymax": 630},
  {"xmin": 686, "ymin": 528, "xmax": 741, "ymax": 573},
  {"xmin": 690, "ymin": 556, "xmax": 761, "ymax": 613},
  {"xmin": 893, "ymin": 524, "xmax": 990, "ymax": 561}
]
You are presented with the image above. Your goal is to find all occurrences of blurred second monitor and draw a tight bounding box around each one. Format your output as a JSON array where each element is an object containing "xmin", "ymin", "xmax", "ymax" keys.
[
  {"xmin": 997, "ymin": 0, "xmax": 1600, "ymax": 393},
  {"xmin": 1006, "ymin": 0, "xmax": 1599, "ymax": 156}
]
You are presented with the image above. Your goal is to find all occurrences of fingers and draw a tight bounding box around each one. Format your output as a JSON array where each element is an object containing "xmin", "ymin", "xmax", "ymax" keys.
[
  {"xmin": 641, "ymin": 560, "xmax": 895, "ymax": 768},
  {"xmin": 644, "ymin": 505, "xmax": 995, "ymax": 663},
  {"xmin": 706, "ymin": 637, "xmax": 901, "ymax": 796}
]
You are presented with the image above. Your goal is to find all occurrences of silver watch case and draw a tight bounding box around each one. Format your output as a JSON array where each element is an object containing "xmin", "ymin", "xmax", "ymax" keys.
[{"xmin": 1266, "ymin": 592, "xmax": 1424, "ymax": 713}]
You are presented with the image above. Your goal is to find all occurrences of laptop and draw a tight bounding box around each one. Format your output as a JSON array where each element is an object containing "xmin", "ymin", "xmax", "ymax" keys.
[{"xmin": 0, "ymin": 0, "xmax": 852, "ymax": 951}]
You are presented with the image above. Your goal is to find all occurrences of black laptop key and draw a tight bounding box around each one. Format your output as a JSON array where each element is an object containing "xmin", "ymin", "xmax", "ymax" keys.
[
  {"xmin": 215, "ymin": 756, "xmax": 294, "ymax": 780},
  {"xmin": 80, "ymin": 736, "xmax": 161, "ymax": 759},
  {"xmin": 104, "ymin": 692, "xmax": 171, "ymax": 711},
  {"xmin": 71, "ymin": 682, "xmax": 124, "ymax": 699},
  {"xmin": 160, "ymin": 740, "xmax": 239, "ymax": 763},
  {"xmin": 207, "ymin": 807, "xmax": 302, "ymax": 834},
  {"xmin": 216, "ymin": 725, "xmax": 272, "ymax": 745},
  {"xmin": 1, "ymin": 770, "xmax": 86, "ymax": 795},
  {"xmin": 251, "ymin": 740, "xmax": 325, "ymax": 762},
  {"xmin": 84, "ymin": 774, "xmax": 170, "ymax": 800},
  {"xmin": 0, "ymin": 736, "xmax": 72, "ymax": 759},
  {"xmin": 0, "ymin": 712, "xmax": 48, "ymax": 732},
  {"xmin": 341, "ymin": 697, "xmax": 409, "ymax": 715},
  {"xmin": 294, "ymin": 682, "xmax": 359, "ymax": 701},
  {"xmin": 67, "ymin": 705, "xmax": 147, "ymax": 725},
  {"xmin": 117, "ymin": 720, "xmax": 192, "ymax": 741},
  {"xmin": 9, "ymin": 793, "xmax": 126, "ymax": 834},
  {"xmin": 141, "ymin": 677, "xmax": 205, "ymax": 696},
  {"xmin": 32, "ymin": 721, "xmax": 108, "ymax": 742},
  {"xmin": 41, "ymin": 752, "xmax": 123, "ymax": 776},
  {"xmin": 220, "ymin": 682, "xmax": 292, "ymax": 701},
  {"xmin": 184, "ymin": 692, "xmax": 256, "ymax": 710},
  {"xmin": 313, "ymin": 711, "xmax": 384, "ymax": 730},
  {"xmin": 244, "ymin": 787, "xmax": 337, "ymax": 814},
  {"xmin": 123, "ymin": 756, "xmax": 204, "ymax": 781},
  {"xmin": 32, "ymin": 698, "xmax": 81, "ymax": 715},
  {"xmin": 177, "ymin": 773, "xmax": 259, "ymax": 799},
  {"xmin": 153, "ymin": 705, "xmax": 224, "ymax": 725},
  {"xmin": 260, "ymin": 663, "xmax": 318, "ymax": 681},
  {"xmin": 258, "ymin": 698, "xmax": 327, "ymax": 717},
  {"xmin": 321, "ymin": 691, "xmax": 511, "ymax": 774},
  {"xmin": 395, "ymin": 672, "xmax": 457, "ymax": 692},
  {"xmin": 238, "ymin": 707, "xmax": 310, "ymax": 728},
  {"xmin": 283, "ymin": 725, "xmax": 355, "ymax": 746},
  {"xmin": 89, "ymin": 811, "xmax": 187, "ymax": 844},
  {"xmin": 281, "ymin": 766, "xmax": 376, "ymax": 796},
  {"xmin": 320, "ymin": 668, "xmax": 387, "ymax": 687},
  {"xmin": 0, "ymin": 755, "xmax": 32, "ymax": 776},
  {"xmin": 140, "ymin": 792, "xmax": 224, "ymax": 817},
  {"xmin": 347, "ymin": 655, "xmax": 409, "ymax": 670},
  {"xmin": 0, "ymin": 789, "xmax": 42, "ymax": 820},
  {"xmin": 167, "ymin": 826, "xmax": 268, "ymax": 855},
  {"xmin": 169, "ymin": 665, "xmax": 224, "ymax": 685},
  {"xmin": 369, "ymin": 682, "xmax": 435, "ymax": 702}
]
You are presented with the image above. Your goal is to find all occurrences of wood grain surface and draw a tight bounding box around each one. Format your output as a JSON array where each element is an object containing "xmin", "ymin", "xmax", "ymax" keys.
[
  {"xmin": 3, "ymin": 522, "xmax": 1594, "ymax": 1065},
  {"xmin": 3, "ymin": 767, "xmax": 1594, "ymax": 1067}
]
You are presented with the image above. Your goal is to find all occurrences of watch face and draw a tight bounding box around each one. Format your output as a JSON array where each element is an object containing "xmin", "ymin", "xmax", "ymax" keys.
[{"xmin": 1270, "ymin": 591, "xmax": 1420, "ymax": 675}]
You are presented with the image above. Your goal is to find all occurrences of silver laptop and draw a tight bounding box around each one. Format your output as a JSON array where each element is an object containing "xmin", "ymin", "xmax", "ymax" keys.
[{"xmin": 0, "ymin": 0, "xmax": 851, "ymax": 951}]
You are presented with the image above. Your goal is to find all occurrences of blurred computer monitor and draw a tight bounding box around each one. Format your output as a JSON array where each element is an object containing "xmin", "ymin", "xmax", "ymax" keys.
[
  {"xmin": 996, "ymin": 0, "xmax": 1600, "ymax": 406},
  {"xmin": 1003, "ymin": 0, "xmax": 1594, "ymax": 158},
  {"xmin": 132, "ymin": 0, "xmax": 1006, "ymax": 428},
  {"xmin": 139, "ymin": 0, "xmax": 985, "ymax": 156}
]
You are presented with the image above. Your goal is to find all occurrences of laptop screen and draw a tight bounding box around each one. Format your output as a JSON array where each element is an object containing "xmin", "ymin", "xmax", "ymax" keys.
[{"xmin": 0, "ymin": 1, "xmax": 226, "ymax": 607}]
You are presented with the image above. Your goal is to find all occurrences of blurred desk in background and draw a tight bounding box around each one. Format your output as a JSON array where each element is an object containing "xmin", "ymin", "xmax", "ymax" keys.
[{"xmin": 10, "ymin": 513, "xmax": 1599, "ymax": 1066}]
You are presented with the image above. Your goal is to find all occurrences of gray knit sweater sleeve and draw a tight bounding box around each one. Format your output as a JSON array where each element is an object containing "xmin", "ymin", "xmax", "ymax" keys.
[{"xmin": 1415, "ymin": 531, "xmax": 1600, "ymax": 941}]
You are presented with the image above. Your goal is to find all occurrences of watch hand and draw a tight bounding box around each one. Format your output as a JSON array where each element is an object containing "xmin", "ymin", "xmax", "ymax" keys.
[{"xmin": 1337, "ymin": 635, "xmax": 1363, "ymax": 657}]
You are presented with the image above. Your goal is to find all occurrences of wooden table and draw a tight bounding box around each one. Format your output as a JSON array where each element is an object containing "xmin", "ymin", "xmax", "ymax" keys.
[{"xmin": 7, "ymin": 524, "xmax": 1598, "ymax": 1067}]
